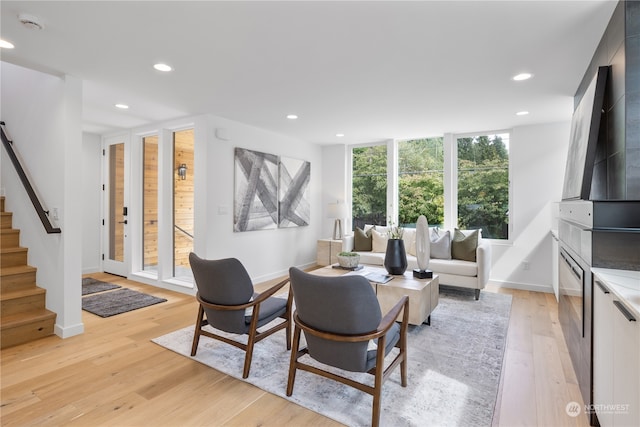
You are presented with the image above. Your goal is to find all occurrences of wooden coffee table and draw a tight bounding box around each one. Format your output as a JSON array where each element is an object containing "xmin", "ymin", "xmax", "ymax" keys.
[{"xmin": 312, "ymin": 265, "xmax": 439, "ymax": 326}]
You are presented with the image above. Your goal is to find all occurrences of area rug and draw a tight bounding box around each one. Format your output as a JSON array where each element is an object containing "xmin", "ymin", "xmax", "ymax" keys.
[
  {"xmin": 81, "ymin": 277, "xmax": 121, "ymax": 295},
  {"xmin": 152, "ymin": 287, "xmax": 512, "ymax": 426},
  {"xmin": 82, "ymin": 288, "xmax": 167, "ymax": 317}
]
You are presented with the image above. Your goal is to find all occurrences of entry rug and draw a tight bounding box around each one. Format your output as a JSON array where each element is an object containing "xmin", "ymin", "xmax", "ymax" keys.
[
  {"xmin": 82, "ymin": 288, "xmax": 167, "ymax": 317},
  {"xmin": 153, "ymin": 287, "xmax": 512, "ymax": 426},
  {"xmin": 82, "ymin": 277, "xmax": 121, "ymax": 295}
]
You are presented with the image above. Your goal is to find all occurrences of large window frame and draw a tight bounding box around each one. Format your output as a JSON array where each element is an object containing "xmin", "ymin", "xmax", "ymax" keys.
[
  {"xmin": 453, "ymin": 130, "xmax": 512, "ymax": 242},
  {"xmin": 349, "ymin": 130, "xmax": 512, "ymax": 242}
]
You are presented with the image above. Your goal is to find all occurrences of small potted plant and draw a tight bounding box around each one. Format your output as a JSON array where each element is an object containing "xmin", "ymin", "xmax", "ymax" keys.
[{"xmin": 337, "ymin": 251, "xmax": 360, "ymax": 269}]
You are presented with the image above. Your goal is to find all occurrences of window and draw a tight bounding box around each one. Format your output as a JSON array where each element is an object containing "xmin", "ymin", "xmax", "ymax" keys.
[
  {"xmin": 398, "ymin": 137, "xmax": 444, "ymax": 228},
  {"xmin": 456, "ymin": 133, "xmax": 510, "ymax": 239},
  {"xmin": 173, "ymin": 128, "xmax": 194, "ymax": 280},
  {"xmin": 351, "ymin": 145, "xmax": 387, "ymax": 229},
  {"xmin": 142, "ymin": 135, "xmax": 158, "ymax": 273}
]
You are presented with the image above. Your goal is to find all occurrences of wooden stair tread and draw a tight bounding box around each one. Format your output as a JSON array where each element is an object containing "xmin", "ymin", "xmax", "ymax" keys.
[
  {"xmin": 0, "ymin": 265, "xmax": 37, "ymax": 277},
  {"xmin": 0, "ymin": 228, "xmax": 19, "ymax": 234},
  {"xmin": 0, "ymin": 246, "xmax": 27, "ymax": 254},
  {"xmin": 1, "ymin": 287, "xmax": 46, "ymax": 301},
  {"xmin": 1, "ymin": 308, "xmax": 56, "ymax": 329}
]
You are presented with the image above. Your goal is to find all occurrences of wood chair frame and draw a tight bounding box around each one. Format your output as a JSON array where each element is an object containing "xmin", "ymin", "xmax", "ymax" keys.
[
  {"xmin": 191, "ymin": 277, "xmax": 292, "ymax": 378},
  {"xmin": 286, "ymin": 295, "xmax": 410, "ymax": 427}
]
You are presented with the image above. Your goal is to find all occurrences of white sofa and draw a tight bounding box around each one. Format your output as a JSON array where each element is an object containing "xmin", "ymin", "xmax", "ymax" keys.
[{"xmin": 342, "ymin": 226, "xmax": 491, "ymax": 300}]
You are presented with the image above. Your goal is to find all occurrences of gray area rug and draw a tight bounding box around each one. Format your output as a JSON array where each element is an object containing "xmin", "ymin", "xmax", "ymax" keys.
[
  {"xmin": 152, "ymin": 286, "xmax": 512, "ymax": 426},
  {"xmin": 82, "ymin": 288, "xmax": 167, "ymax": 317},
  {"xmin": 81, "ymin": 277, "xmax": 121, "ymax": 295}
]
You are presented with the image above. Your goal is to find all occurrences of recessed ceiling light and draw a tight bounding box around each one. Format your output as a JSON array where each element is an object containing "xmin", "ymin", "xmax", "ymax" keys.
[
  {"xmin": 0, "ymin": 39, "xmax": 15, "ymax": 49},
  {"xmin": 336, "ymin": 133, "xmax": 345, "ymax": 137},
  {"xmin": 286, "ymin": 114, "xmax": 298, "ymax": 120},
  {"xmin": 154, "ymin": 63, "xmax": 172, "ymax": 72},
  {"xmin": 512, "ymin": 73, "xmax": 533, "ymax": 81},
  {"xmin": 516, "ymin": 111, "xmax": 529, "ymax": 116},
  {"xmin": 115, "ymin": 104, "xmax": 129, "ymax": 109},
  {"xmin": 18, "ymin": 13, "xmax": 44, "ymax": 30}
]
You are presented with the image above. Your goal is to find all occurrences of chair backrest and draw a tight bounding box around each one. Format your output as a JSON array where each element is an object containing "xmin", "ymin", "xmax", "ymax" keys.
[
  {"xmin": 289, "ymin": 267, "xmax": 382, "ymax": 372},
  {"xmin": 189, "ymin": 253, "xmax": 254, "ymax": 334}
]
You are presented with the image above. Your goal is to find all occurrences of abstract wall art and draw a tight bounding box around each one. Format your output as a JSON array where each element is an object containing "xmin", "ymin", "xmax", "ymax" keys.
[
  {"xmin": 278, "ymin": 156, "xmax": 311, "ymax": 228},
  {"xmin": 234, "ymin": 148, "xmax": 279, "ymax": 232},
  {"xmin": 234, "ymin": 148, "xmax": 310, "ymax": 232}
]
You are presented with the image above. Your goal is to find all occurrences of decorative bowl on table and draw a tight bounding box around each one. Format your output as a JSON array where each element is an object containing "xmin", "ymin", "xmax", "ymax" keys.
[{"xmin": 337, "ymin": 252, "xmax": 360, "ymax": 269}]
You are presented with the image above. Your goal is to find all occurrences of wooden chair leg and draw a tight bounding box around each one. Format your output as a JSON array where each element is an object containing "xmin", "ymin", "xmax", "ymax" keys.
[
  {"xmin": 284, "ymin": 291, "xmax": 293, "ymax": 350},
  {"xmin": 286, "ymin": 326, "xmax": 302, "ymax": 396},
  {"xmin": 372, "ymin": 337, "xmax": 386, "ymax": 427},
  {"xmin": 243, "ymin": 305, "xmax": 261, "ymax": 379},
  {"xmin": 190, "ymin": 305, "xmax": 205, "ymax": 356}
]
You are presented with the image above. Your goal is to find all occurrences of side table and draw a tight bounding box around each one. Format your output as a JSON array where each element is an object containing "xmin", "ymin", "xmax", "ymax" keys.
[{"xmin": 316, "ymin": 239, "xmax": 343, "ymax": 266}]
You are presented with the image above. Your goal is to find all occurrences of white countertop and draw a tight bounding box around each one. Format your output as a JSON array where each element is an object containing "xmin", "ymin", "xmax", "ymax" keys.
[{"xmin": 592, "ymin": 267, "xmax": 640, "ymax": 319}]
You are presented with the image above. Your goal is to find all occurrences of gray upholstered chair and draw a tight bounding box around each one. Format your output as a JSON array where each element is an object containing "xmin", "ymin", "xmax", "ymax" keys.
[
  {"xmin": 189, "ymin": 253, "xmax": 292, "ymax": 378},
  {"xmin": 286, "ymin": 267, "xmax": 409, "ymax": 427}
]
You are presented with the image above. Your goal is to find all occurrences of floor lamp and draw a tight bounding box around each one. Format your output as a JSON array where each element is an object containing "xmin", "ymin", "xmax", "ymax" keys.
[{"xmin": 327, "ymin": 202, "xmax": 346, "ymax": 240}]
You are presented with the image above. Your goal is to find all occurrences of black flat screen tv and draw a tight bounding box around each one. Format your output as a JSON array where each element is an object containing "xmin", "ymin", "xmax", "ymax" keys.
[{"xmin": 561, "ymin": 66, "xmax": 609, "ymax": 201}]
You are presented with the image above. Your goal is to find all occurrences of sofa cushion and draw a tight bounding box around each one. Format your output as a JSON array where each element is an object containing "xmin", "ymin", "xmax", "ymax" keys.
[
  {"xmin": 371, "ymin": 228, "xmax": 388, "ymax": 253},
  {"xmin": 452, "ymin": 228, "xmax": 478, "ymax": 262},
  {"xmin": 428, "ymin": 258, "xmax": 478, "ymax": 277},
  {"xmin": 358, "ymin": 252, "xmax": 385, "ymax": 266},
  {"xmin": 430, "ymin": 228, "xmax": 451, "ymax": 259},
  {"xmin": 354, "ymin": 227, "xmax": 373, "ymax": 251}
]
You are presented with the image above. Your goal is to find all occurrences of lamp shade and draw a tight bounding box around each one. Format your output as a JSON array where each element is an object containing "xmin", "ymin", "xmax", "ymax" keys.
[{"xmin": 327, "ymin": 202, "xmax": 347, "ymax": 219}]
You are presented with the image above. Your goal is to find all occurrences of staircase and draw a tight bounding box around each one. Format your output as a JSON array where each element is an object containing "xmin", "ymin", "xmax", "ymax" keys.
[{"xmin": 1, "ymin": 196, "xmax": 57, "ymax": 348}]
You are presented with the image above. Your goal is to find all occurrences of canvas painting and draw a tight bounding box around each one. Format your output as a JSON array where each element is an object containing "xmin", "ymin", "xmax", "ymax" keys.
[
  {"xmin": 234, "ymin": 148, "xmax": 279, "ymax": 232},
  {"xmin": 278, "ymin": 156, "xmax": 311, "ymax": 228},
  {"xmin": 562, "ymin": 66, "xmax": 607, "ymax": 201}
]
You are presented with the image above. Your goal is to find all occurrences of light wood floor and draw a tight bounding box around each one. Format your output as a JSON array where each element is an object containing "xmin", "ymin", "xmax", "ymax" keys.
[{"xmin": 0, "ymin": 273, "xmax": 590, "ymax": 426}]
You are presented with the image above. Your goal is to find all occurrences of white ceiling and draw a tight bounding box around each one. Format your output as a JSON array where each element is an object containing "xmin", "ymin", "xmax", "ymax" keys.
[{"xmin": 0, "ymin": 1, "xmax": 617, "ymax": 145}]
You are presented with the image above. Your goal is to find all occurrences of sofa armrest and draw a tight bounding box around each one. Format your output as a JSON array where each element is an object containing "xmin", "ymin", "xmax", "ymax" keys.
[
  {"xmin": 342, "ymin": 235, "xmax": 354, "ymax": 252},
  {"xmin": 476, "ymin": 239, "xmax": 492, "ymax": 289}
]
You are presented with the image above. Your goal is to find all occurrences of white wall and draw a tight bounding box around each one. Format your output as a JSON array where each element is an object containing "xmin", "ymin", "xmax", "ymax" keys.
[
  {"xmin": 0, "ymin": 61, "xmax": 84, "ymax": 337},
  {"xmin": 490, "ymin": 121, "xmax": 570, "ymax": 292},
  {"xmin": 81, "ymin": 132, "xmax": 102, "ymax": 274},
  {"xmin": 321, "ymin": 144, "xmax": 349, "ymax": 238},
  {"xmin": 202, "ymin": 116, "xmax": 323, "ymax": 282}
]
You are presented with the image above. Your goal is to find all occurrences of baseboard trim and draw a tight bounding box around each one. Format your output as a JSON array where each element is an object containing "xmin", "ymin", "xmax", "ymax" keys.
[
  {"xmin": 55, "ymin": 322, "xmax": 84, "ymax": 338},
  {"xmin": 490, "ymin": 280, "xmax": 553, "ymax": 294},
  {"xmin": 252, "ymin": 261, "xmax": 317, "ymax": 285}
]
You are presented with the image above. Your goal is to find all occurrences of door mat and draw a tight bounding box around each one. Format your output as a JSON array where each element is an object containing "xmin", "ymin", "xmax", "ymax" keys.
[
  {"xmin": 82, "ymin": 288, "xmax": 167, "ymax": 317},
  {"xmin": 82, "ymin": 277, "xmax": 122, "ymax": 295}
]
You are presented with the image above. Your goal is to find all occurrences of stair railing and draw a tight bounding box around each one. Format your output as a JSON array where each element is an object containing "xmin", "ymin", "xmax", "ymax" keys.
[
  {"xmin": 0, "ymin": 121, "xmax": 61, "ymax": 234},
  {"xmin": 174, "ymin": 224, "xmax": 194, "ymax": 239}
]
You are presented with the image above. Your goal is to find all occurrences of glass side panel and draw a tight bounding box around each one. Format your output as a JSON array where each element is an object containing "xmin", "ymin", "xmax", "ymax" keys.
[
  {"xmin": 143, "ymin": 135, "xmax": 158, "ymax": 273},
  {"xmin": 109, "ymin": 143, "xmax": 125, "ymax": 261},
  {"xmin": 173, "ymin": 129, "xmax": 194, "ymax": 280}
]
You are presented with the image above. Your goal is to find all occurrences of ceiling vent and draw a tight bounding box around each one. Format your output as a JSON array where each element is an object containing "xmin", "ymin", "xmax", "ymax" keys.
[{"xmin": 18, "ymin": 13, "xmax": 44, "ymax": 30}]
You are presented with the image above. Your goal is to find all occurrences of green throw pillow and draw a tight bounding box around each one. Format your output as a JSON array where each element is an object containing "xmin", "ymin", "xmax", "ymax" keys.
[
  {"xmin": 354, "ymin": 227, "xmax": 373, "ymax": 251},
  {"xmin": 451, "ymin": 229, "xmax": 478, "ymax": 262}
]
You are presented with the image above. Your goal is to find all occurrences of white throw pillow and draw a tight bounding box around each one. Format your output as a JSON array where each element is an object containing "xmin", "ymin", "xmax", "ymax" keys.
[
  {"xmin": 371, "ymin": 228, "xmax": 389, "ymax": 253},
  {"xmin": 430, "ymin": 228, "xmax": 452, "ymax": 260},
  {"xmin": 403, "ymin": 228, "xmax": 417, "ymax": 256}
]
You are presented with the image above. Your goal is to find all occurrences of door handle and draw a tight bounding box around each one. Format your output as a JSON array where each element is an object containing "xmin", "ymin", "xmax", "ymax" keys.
[
  {"xmin": 118, "ymin": 220, "xmax": 128, "ymax": 224},
  {"xmin": 613, "ymin": 300, "xmax": 637, "ymax": 322}
]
